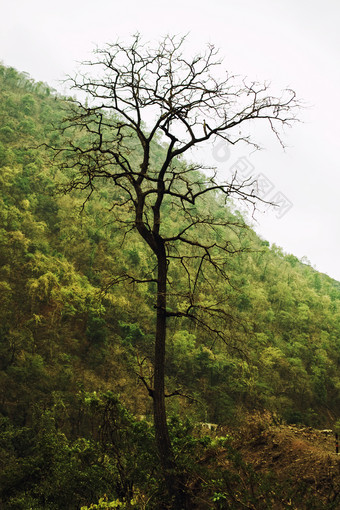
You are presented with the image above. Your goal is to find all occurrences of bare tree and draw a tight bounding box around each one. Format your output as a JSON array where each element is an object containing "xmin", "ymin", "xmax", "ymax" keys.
[{"xmin": 54, "ymin": 34, "xmax": 299, "ymax": 506}]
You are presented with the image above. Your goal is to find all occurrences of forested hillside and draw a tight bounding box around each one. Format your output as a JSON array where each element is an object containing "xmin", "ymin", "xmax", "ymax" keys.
[{"xmin": 1, "ymin": 63, "xmax": 340, "ymax": 509}]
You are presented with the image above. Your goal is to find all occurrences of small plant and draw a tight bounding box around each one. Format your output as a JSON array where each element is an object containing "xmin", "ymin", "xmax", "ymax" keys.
[
  {"xmin": 81, "ymin": 495, "xmax": 136, "ymax": 509},
  {"xmin": 212, "ymin": 491, "xmax": 227, "ymax": 508}
]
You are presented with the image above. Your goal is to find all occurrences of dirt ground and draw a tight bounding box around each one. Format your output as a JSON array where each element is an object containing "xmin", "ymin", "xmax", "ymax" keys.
[{"xmin": 229, "ymin": 416, "xmax": 340, "ymax": 507}]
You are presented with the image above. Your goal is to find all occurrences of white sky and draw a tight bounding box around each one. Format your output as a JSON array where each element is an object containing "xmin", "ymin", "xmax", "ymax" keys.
[{"xmin": 1, "ymin": 0, "xmax": 340, "ymax": 280}]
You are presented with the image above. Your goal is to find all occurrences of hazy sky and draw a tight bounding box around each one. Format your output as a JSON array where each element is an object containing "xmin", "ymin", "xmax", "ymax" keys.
[{"xmin": 1, "ymin": 0, "xmax": 340, "ymax": 280}]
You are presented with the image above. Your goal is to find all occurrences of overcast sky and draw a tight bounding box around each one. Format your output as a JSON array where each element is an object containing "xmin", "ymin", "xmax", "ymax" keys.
[{"xmin": 1, "ymin": 0, "xmax": 339, "ymax": 280}]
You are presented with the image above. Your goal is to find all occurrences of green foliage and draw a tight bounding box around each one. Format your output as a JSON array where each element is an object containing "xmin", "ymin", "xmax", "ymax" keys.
[
  {"xmin": 1, "ymin": 62, "xmax": 340, "ymax": 508},
  {"xmin": 81, "ymin": 496, "xmax": 137, "ymax": 509},
  {"xmin": 0, "ymin": 410, "xmax": 113, "ymax": 509}
]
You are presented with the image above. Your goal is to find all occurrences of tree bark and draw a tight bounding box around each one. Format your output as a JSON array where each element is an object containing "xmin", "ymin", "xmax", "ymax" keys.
[
  {"xmin": 153, "ymin": 250, "xmax": 174, "ymax": 472},
  {"xmin": 153, "ymin": 249, "xmax": 188, "ymax": 508}
]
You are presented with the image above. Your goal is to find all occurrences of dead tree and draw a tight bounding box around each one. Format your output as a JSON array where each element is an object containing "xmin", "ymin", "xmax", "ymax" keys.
[{"xmin": 54, "ymin": 34, "xmax": 300, "ymax": 506}]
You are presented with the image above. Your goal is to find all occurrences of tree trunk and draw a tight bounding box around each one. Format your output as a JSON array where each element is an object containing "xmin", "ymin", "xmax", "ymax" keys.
[
  {"xmin": 153, "ymin": 250, "xmax": 173, "ymax": 468},
  {"xmin": 153, "ymin": 250, "xmax": 188, "ymax": 508}
]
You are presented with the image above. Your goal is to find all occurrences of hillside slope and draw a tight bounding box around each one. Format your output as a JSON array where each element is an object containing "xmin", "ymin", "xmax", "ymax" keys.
[
  {"xmin": 1, "ymin": 63, "xmax": 340, "ymax": 509},
  {"xmin": 227, "ymin": 415, "xmax": 340, "ymax": 509}
]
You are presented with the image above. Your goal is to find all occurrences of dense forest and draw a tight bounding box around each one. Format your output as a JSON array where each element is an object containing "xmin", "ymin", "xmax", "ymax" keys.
[{"xmin": 1, "ymin": 61, "xmax": 340, "ymax": 509}]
